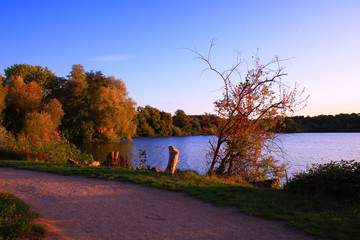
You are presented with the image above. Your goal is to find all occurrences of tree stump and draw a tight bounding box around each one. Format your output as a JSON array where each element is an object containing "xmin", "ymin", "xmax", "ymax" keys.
[
  {"xmin": 165, "ymin": 146, "xmax": 180, "ymax": 174},
  {"xmin": 105, "ymin": 151, "xmax": 131, "ymax": 167},
  {"xmin": 106, "ymin": 151, "xmax": 120, "ymax": 166}
]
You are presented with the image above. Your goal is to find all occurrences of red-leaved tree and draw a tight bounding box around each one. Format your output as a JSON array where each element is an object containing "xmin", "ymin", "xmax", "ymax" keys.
[{"xmin": 191, "ymin": 42, "xmax": 308, "ymax": 181}]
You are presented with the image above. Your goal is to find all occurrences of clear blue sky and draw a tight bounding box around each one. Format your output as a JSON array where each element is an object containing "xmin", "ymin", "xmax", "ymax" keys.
[{"xmin": 1, "ymin": 0, "xmax": 359, "ymax": 116}]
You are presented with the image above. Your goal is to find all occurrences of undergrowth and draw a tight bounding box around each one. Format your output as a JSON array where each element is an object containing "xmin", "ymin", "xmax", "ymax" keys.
[
  {"xmin": 285, "ymin": 160, "xmax": 360, "ymax": 202},
  {"xmin": 0, "ymin": 191, "xmax": 45, "ymax": 240},
  {"xmin": 0, "ymin": 126, "xmax": 93, "ymax": 164}
]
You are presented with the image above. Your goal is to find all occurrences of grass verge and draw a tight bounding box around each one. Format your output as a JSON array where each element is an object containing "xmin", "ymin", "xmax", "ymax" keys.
[
  {"xmin": 0, "ymin": 159, "xmax": 359, "ymax": 240},
  {"xmin": 0, "ymin": 191, "xmax": 45, "ymax": 240}
]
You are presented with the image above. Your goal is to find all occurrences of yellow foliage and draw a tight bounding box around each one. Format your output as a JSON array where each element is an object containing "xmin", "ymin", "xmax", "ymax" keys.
[
  {"xmin": 91, "ymin": 78, "xmax": 137, "ymax": 142},
  {"xmin": 0, "ymin": 82, "xmax": 7, "ymax": 121},
  {"xmin": 42, "ymin": 99, "xmax": 64, "ymax": 128},
  {"xmin": 23, "ymin": 112, "xmax": 57, "ymax": 142},
  {"xmin": 6, "ymin": 76, "xmax": 42, "ymax": 114}
]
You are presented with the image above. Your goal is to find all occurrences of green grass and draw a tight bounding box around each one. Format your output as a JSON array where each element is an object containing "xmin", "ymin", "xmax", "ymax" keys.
[
  {"xmin": 0, "ymin": 191, "xmax": 45, "ymax": 240},
  {"xmin": 0, "ymin": 159, "xmax": 359, "ymax": 240}
]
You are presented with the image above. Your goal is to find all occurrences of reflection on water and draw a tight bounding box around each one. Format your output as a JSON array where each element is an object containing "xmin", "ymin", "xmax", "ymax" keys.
[
  {"xmin": 80, "ymin": 133, "xmax": 360, "ymax": 177},
  {"xmin": 81, "ymin": 141, "xmax": 136, "ymax": 163},
  {"xmin": 80, "ymin": 136, "xmax": 213, "ymax": 175},
  {"xmin": 133, "ymin": 136, "xmax": 213, "ymax": 174}
]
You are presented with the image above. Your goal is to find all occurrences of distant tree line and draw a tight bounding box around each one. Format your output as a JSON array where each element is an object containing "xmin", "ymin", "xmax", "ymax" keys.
[
  {"xmin": 135, "ymin": 106, "xmax": 219, "ymax": 137},
  {"xmin": 275, "ymin": 114, "xmax": 360, "ymax": 133},
  {"xmin": 135, "ymin": 111, "xmax": 360, "ymax": 138}
]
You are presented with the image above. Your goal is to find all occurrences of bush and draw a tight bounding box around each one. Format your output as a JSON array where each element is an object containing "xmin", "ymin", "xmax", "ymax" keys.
[
  {"xmin": 285, "ymin": 160, "xmax": 360, "ymax": 201},
  {"xmin": 0, "ymin": 126, "xmax": 93, "ymax": 164}
]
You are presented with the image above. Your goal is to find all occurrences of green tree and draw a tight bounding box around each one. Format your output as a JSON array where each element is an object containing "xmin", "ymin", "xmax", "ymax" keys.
[
  {"xmin": 274, "ymin": 117, "xmax": 303, "ymax": 133},
  {"xmin": 173, "ymin": 109, "xmax": 200, "ymax": 135},
  {"xmin": 42, "ymin": 99, "xmax": 64, "ymax": 128},
  {"xmin": 136, "ymin": 106, "xmax": 156, "ymax": 136},
  {"xmin": 59, "ymin": 65, "xmax": 136, "ymax": 143},
  {"xmin": 173, "ymin": 109, "xmax": 190, "ymax": 135},
  {"xmin": 136, "ymin": 105, "xmax": 173, "ymax": 137},
  {"xmin": 159, "ymin": 111, "xmax": 173, "ymax": 136},
  {"xmin": 58, "ymin": 64, "xmax": 93, "ymax": 143},
  {"xmin": 189, "ymin": 117, "xmax": 201, "ymax": 135},
  {"xmin": 4, "ymin": 64, "xmax": 58, "ymax": 94}
]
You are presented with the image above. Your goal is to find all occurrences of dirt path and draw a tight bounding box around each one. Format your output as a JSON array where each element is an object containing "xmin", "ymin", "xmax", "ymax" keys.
[{"xmin": 0, "ymin": 168, "xmax": 317, "ymax": 240}]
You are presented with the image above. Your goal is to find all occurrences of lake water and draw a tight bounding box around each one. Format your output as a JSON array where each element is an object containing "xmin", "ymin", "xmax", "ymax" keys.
[{"xmin": 81, "ymin": 133, "xmax": 360, "ymax": 177}]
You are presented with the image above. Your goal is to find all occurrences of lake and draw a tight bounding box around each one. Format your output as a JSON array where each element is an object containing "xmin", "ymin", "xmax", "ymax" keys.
[{"xmin": 81, "ymin": 133, "xmax": 360, "ymax": 177}]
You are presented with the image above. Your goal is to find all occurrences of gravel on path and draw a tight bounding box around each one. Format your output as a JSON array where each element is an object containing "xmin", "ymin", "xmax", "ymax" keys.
[{"xmin": 0, "ymin": 168, "xmax": 317, "ymax": 240}]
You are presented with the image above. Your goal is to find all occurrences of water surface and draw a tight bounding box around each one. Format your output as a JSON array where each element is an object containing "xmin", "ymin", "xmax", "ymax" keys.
[{"xmin": 81, "ymin": 133, "xmax": 360, "ymax": 177}]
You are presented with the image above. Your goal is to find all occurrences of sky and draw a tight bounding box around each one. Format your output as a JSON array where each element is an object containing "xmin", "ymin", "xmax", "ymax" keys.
[{"xmin": 1, "ymin": 0, "xmax": 359, "ymax": 116}]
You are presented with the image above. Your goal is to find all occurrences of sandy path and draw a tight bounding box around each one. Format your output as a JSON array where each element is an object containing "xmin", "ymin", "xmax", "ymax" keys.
[{"xmin": 0, "ymin": 168, "xmax": 317, "ymax": 240}]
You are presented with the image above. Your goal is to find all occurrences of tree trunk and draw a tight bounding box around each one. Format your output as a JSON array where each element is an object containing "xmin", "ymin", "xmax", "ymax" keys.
[
  {"xmin": 209, "ymin": 136, "xmax": 224, "ymax": 174},
  {"xmin": 165, "ymin": 146, "xmax": 180, "ymax": 174},
  {"xmin": 106, "ymin": 151, "xmax": 120, "ymax": 166},
  {"xmin": 209, "ymin": 145, "xmax": 219, "ymax": 173}
]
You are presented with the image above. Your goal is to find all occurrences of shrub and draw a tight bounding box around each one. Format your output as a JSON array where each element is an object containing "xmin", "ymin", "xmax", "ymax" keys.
[
  {"xmin": 285, "ymin": 160, "xmax": 360, "ymax": 201},
  {"xmin": 0, "ymin": 127, "xmax": 93, "ymax": 164}
]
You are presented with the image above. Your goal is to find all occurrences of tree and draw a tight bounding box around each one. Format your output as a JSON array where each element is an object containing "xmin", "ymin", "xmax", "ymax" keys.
[
  {"xmin": 173, "ymin": 110, "xmax": 190, "ymax": 131},
  {"xmin": 58, "ymin": 64, "xmax": 94, "ymax": 143},
  {"xmin": 173, "ymin": 109, "xmax": 200, "ymax": 135},
  {"xmin": 0, "ymin": 74, "xmax": 7, "ymax": 122},
  {"xmin": 136, "ymin": 105, "xmax": 173, "ymax": 137},
  {"xmin": 159, "ymin": 111, "xmax": 173, "ymax": 136},
  {"xmin": 136, "ymin": 106, "xmax": 156, "ymax": 137},
  {"xmin": 4, "ymin": 64, "xmax": 58, "ymax": 94},
  {"xmin": 189, "ymin": 117, "xmax": 201, "ymax": 135},
  {"xmin": 42, "ymin": 99, "xmax": 64, "ymax": 128},
  {"xmin": 2, "ymin": 73, "xmax": 64, "ymax": 141},
  {"xmin": 59, "ymin": 65, "xmax": 137, "ymax": 143},
  {"xmin": 23, "ymin": 112, "xmax": 57, "ymax": 142},
  {"xmin": 90, "ymin": 76, "xmax": 137, "ymax": 142},
  {"xmin": 4, "ymin": 76, "xmax": 43, "ymax": 134},
  {"xmin": 191, "ymin": 43, "xmax": 307, "ymax": 181},
  {"xmin": 196, "ymin": 114, "xmax": 220, "ymax": 135}
]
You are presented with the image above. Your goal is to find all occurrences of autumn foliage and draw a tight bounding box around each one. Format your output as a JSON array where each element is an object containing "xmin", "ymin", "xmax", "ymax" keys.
[
  {"xmin": 191, "ymin": 44, "xmax": 307, "ymax": 181},
  {"xmin": 0, "ymin": 64, "xmax": 137, "ymax": 162},
  {"xmin": 56, "ymin": 65, "xmax": 137, "ymax": 144}
]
